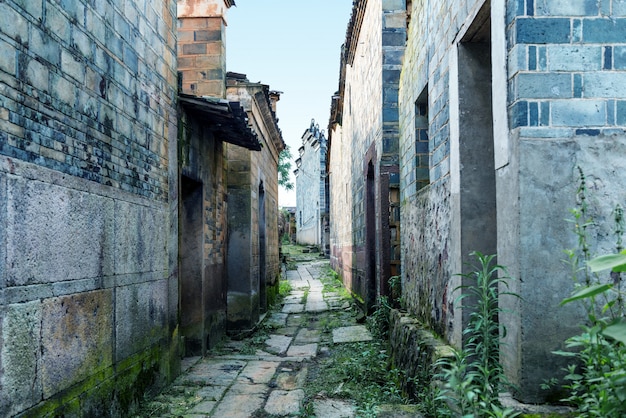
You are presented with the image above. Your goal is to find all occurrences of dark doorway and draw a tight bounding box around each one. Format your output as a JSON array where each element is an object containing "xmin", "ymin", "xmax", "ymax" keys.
[
  {"xmin": 457, "ymin": 1, "xmax": 497, "ymax": 331},
  {"xmin": 179, "ymin": 175, "xmax": 204, "ymax": 356}
]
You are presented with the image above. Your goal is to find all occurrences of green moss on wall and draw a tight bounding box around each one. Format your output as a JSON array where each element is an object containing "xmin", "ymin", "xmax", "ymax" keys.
[{"xmin": 20, "ymin": 342, "xmax": 175, "ymax": 417}]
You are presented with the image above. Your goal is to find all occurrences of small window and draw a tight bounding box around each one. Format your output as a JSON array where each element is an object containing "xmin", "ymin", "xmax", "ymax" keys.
[{"xmin": 415, "ymin": 86, "xmax": 429, "ymax": 191}]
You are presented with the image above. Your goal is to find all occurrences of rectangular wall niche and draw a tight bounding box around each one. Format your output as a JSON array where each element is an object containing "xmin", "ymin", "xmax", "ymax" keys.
[{"xmin": 415, "ymin": 86, "xmax": 429, "ymax": 191}]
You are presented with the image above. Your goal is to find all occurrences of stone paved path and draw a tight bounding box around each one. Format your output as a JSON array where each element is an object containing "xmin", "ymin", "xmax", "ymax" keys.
[{"xmin": 134, "ymin": 259, "xmax": 375, "ymax": 417}]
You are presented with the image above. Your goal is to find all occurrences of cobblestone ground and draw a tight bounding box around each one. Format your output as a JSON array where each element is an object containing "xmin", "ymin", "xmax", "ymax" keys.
[{"xmin": 133, "ymin": 256, "xmax": 418, "ymax": 417}]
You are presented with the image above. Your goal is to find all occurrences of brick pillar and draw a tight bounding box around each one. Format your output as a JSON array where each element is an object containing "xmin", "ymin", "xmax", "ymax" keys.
[{"xmin": 177, "ymin": 0, "xmax": 233, "ymax": 97}]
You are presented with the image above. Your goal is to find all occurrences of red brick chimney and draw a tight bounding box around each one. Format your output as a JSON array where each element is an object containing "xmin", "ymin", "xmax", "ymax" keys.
[{"xmin": 177, "ymin": 0, "xmax": 235, "ymax": 97}]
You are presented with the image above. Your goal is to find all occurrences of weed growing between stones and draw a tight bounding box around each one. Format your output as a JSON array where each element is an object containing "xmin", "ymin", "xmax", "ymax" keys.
[
  {"xmin": 302, "ymin": 340, "xmax": 407, "ymax": 417},
  {"xmin": 434, "ymin": 252, "xmax": 520, "ymax": 418},
  {"xmin": 546, "ymin": 167, "xmax": 626, "ymax": 417}
]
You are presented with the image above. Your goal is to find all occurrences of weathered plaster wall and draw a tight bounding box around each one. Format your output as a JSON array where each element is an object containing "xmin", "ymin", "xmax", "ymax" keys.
[
  {"xmin": 500, "ymin": 1, "xmax": 626, "ymax": 401},
  {"xmin": 0, "ymin": 1, "xmax": 178, "ymax": 416}
]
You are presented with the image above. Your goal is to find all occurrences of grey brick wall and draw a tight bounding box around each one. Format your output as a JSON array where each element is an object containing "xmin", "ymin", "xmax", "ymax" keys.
[{"xmin": 0, "ymin": 1, "xmax": 177, "ymax": 201}]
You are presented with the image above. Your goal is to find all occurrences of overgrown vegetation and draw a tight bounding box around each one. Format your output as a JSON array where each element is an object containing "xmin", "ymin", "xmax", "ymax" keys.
[
  {"xmin": 546, "ymin": 167, "xmax": 626, "ymax": 417},
  {"xmin": 433, "ymin": 252, "xmax": 520, "ymax": 418},
  {"xmin": 298, "ymin": 263, "xmax": 410, "ymax": 417},
  {"xmin": 302, "ymin": 340, "xmax": 406, "ymax": 417}
]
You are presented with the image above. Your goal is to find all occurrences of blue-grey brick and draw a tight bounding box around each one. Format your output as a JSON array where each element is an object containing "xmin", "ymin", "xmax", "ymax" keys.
[
  {"xmin": 46, "ymin": 4, "xmax": 71, "ymax": 42},
  {"xmin": 59, "ymin": 0, "xmax": 84, "ymax": 23},
  {"xmin": 114, "ymin": 10, "xmax": 131, "ymax": 41},
  {"xmin": 14, "ymin": 0, "xmax": 43, "ymax": 20},
  {"xmin": 529, "ymin": 102, "xmax": 539, "ymax": 126},
  {"xmin": 383, "ymin": 0, "xmax": 406, "ymax": 11},
  {"xmin": 26, "ymin": 56, "xmax": 49, "ymax": 91},
  {"xmin": 535, "ymin": 0, "xmax": 598, "ymax": 16},
  {"xmin": 572, "ymin": 19, "xmax": 582, "ymax": 42},
  {"xmin": 584, "ymin": 73, "xmax": 626, "ymax": 98},
  {"xmin": 516, "ymin": 73, "xmax": 571, "ymax": 99},
  {"xmin": 528, "ymin": 46, "xmax": 537, "ymax": 70},
  {"xmin": 384, "ymin": 49, "xmax": 404, "ymax": 66},
  {"xmin": 538, "ymin": 46, "xmax": 547, "ymax": 70},
  {"xmin": 607, "ymin": 100, "xmax": 615, "ymax": 125},
  {"xmin": 547, "ymin": 46, "xmax": 602, "ymax": 71},
  {"xmin": 615, "ymin": 46, "xmax": 626, "ymax": 70},
  {"xmin": 0, "ymin": 38, "xmax": 16, "ymax": 75},
  {"xmin": 540, "ymin": 102, "xmax": 550, "ymax": 126},
  {"xmin": 552, "ymin": 99, "xmax": 606, "ymax": 126},
  {"xmin": 583, "ymin": 19, "xmax": 626, "ymax": 43},
  {"xmin": 516, "ymin": 18, "xmax": 570, "ymax": 44},
  {"xmin": 31, "ymin": 26, "xmax": 61, "ymax": 66},
  {"xmin": 61, "ymin": 49, "xmax": 84, "ymax": 83},
  {"xmin": 51, "ymin": 73, "xmax": 76, "ymax": 106},
  {"xmin": 86, "ymin": 9, "xmax": 106, "ymax": 44},
  {"xmin": 383, "ymin": 30, "xmax": 406, "ymax": 47},
  {"xmin": 616, "ymin": 101, "xmax": 626, "ymax": 125},
  {"xmin": 71, "ymin": 27, "xmax": 93, "ymax": 60},
  {"xmin": 574, "ymin": 74, "xmax": 582, "ymax": 98},
  {"xmin": 509, "ymin": 44, "xmax": 526, "ymax": 75},
  {"xmin": 124, "ymin": 44, "xmax": 139, "ymax": 74},
  {"xmin": 614, "ymin": 1, "xmax": 626, "ymax": 16},
  {"xmin": 0, "ymin": 3, "xmax": 28, "ymax": 44},
  {"xmin": 510, "ymin": 100, "xmax": 528, "ymax": 128}
]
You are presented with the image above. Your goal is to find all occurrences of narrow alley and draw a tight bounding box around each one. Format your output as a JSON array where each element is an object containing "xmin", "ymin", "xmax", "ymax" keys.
[{"xmin": 133, "ymin": 247, "xmax": 419, "ymax": 418}]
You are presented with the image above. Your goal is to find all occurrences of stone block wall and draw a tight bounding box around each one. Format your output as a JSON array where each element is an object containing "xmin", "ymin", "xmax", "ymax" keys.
[
  {"xmin": 0, "ymin": 1, "xmax": 178, "ymax": 416},
  {"xmin": 388, "ymin": 309, "xmax": 454, "ymax": 399}
]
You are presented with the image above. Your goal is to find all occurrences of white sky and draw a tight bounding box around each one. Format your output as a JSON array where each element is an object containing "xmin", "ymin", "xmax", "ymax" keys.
[{"xmin": 226, "ymin": 0, "xmax": 353, "ymax": 207}]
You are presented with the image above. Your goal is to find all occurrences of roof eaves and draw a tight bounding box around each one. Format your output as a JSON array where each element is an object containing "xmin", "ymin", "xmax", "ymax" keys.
[{"xmin": 179, "ymin": 93, "xmax": 261, "ymax": 151}]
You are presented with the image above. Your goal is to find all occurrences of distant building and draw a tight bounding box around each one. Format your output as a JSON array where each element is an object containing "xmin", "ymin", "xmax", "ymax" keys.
[{"xmin": 294, "ymin": 120, "xmax": 329, "ymax": 254}]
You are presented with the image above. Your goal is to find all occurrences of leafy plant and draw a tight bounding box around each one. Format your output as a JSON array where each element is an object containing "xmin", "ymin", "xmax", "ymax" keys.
[
  {"xmin": 435, "ymin": 252, "xmax": 520, "ymax": 418},
  {"xmin": 366, "ymin": 296, "xmax": 392, "ymax": 340},
  {"xmin": 278, "ymin": 146, "xmax": 294, "ymax": 191},
  {"xmin": 552, "ymin": 167, "xmax": 626, "ymax": 417}
]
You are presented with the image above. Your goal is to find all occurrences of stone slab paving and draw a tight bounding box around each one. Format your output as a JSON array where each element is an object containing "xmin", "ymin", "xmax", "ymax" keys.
[
  {"xmin": 294, "ymin": 328, "xmax": 321, "ymax": 344},
  {"xmin": 266, "ymin": 312, "xmax": 289, "ymax": 327},
  {"xmin": 287, "ymin": 343, "xmax": 318, "ymax": 358},
  {"xmin": 135, "ymin": 259, "xmax": 382, "ymax": 417},
  {"xmin": 282, "ymin": 303, "xmax": 305, "ymax": 313},
  {"xmin": 313, "ymin": 398, "xmax": 356, "ymax": 417},
  {"xmin": 265, "ymin": 334, "xmax": 292, "ymax": 355},
  {"xmin": 332, "ymin": 325, "xmax": 373, "ymax": 343},
  {"xmin": 264, "ymin": 389, "xmax": 305, "ymax": 415}
]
